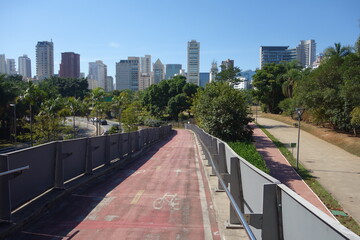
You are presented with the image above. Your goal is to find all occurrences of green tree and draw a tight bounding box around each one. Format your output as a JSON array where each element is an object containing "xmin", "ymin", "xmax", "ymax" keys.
[
  {"xmin": 193, "ymin": 82, "xmax": 252, "ymax": 141},
  {"xmin": 324, "ymin": 42, "xmax": 353, "ymax": 58},
  {"xmin": 216, "ymin": 65, "xmax": 241, "ymax": 83},
  {"xmin": 33, "ymin": 97, "xmax": 66, "ymax": 143},
  {"xmin": 39, "ymin": 77, "xmax": 89, "ymax": 99},
  {"xmin": 142, "ymin": 76, "xmax": 197, "ymax": 120},
  {"xmin": 294, "ymin": 55, "xmax": 351, "ymax": 129},
  {"xmin": 355, "ymin": 36, "xmax": 360, "ymax": 56},
  {"xmin": 350, "ymin": 107, "xmax": 360, "ymax": 136},
  {"xmin": 281, "ymin": 68, "xmax": 302, "ymax": 98},
  {"xmin": 112, "ymin": 90, "xmax": 132, "ymax": 125},
  {"xmin": 167, "ymin": 93, "xmax": 189, "ymax": 120},
  {"xmin": 65, "ymin": 97, "xmax": 81, "ymax": 137},
  {"xmin": 252, "ymin": 63, "xmax": 287, "ymax": 113},
  {"xmin": 122, "ymin": 101, "xmax": 142, "ymax": 132}
]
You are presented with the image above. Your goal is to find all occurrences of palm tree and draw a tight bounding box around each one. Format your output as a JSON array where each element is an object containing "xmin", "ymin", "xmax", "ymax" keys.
[
  {"xmin": 281, "ymin": 69, "xmax": 302, "ymax": 98},
  {"xmin": 324, "ymin": 42, "xmax": 353, "ymax": 58}
]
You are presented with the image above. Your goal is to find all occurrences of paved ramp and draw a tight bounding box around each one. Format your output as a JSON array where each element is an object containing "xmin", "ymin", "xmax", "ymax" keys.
[{"xmin": 8, "ymin": 130, "xmax": 220, "ymax": 240}]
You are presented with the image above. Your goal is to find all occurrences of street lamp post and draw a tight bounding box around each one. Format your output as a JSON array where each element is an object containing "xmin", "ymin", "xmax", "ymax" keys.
[
  {"xmin": 295, "ymin": 108, "xmax": 304, "ymax": 170},
  {"xmin": 9, "ymin": 104, "xmax": 16, "ymax": 143}
]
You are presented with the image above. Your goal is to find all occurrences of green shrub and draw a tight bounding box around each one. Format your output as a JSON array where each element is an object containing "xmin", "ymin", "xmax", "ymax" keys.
[
  {"xmin": 278, "ymin": 98, "xmax": 296, "ymax": 116},
  {"xmin": 228, "ymin": 141, "xmax": 270, "ymax": 174}
]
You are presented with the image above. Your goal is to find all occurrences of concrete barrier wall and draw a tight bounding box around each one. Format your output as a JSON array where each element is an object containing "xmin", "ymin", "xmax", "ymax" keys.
[
  {"xmin": 186, "ymin": 124, "xmax": 358, "ymax": 240},
  {"xmin": 62, "ymin": 138, "xmax": 87, "ymax": 182},
  {"xmin": 0, "ymin": 125, "xmax": 172, "ymax": 221},
  {"xmin": 109, "ymin": 134, "xmax": 120, "ymax": 160},
  {"xmin": 91, "ymin": 135, "xmax": 107, "ymax": 169},
  {"xmin": 7, "ymin": 143, "xmax": 56, "ymax": 210}
]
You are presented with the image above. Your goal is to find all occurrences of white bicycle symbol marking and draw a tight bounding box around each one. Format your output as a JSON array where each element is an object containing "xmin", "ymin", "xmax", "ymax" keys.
[{"xmin": 153, "ymin": 193, "xmax": 181, "ymax": 210}]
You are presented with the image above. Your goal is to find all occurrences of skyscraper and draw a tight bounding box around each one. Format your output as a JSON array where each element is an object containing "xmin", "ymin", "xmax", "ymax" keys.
[
  {"xmin": 141, "ymin": 55, "xmax": 151, "ymax": 74},
  {"xmin": 0, "ymin": 54, "xmax": 6, "ymax": 74},
  {"xmin": 259, "ymin": 46, "xmax": 297, "ymax": 69},
  {"xmin": 6, "ymin": 59, "xmax": 16, "ymax": 75},
  {"xmin": 88, "ymin": 60, "xmax": 107, "ymax": 90},
  {"xmin": 153, "ymin": 59, "xmax": 164, "ymax": 84},
  {"xmin": 221, "ymin": 59, "xmax": 234, "ymax": 71},
  {"xmin": 165, "ymin": 64, "xmax": 182, "ymax": 79},
  {"xmin": 106, "ymin": 76, "xmax": 114, "ymax": 92},
  {"xmin": 296, "ymin": 40, "xmax": 316, "ymax": 68},
  {"xmin": 139, "ymin": 73, "xmax": 151, "ymax": 90},
  {"xmin": 36, "ymin": 41, "xmax": 54, "ymax": 80},
  {"xmin": 139, "ymin": 55, "xmax": 151, "ymax": 90},
  {"xmin": 59, "ymin": 52, "xmax": 80, "ymax": 78},
  {"xmin": 209, "ymin": 61, "xmax": 218, "ymax": 82},
  {"xmin": 18, "ymin": 54, "xmax": 32, "ymax": 80},
  {"xmin": 199, "ymin": 72, "xmax": 210, "ymax": 87},
  {"xmin": 260, "ymin": 40, "xmax": 316, "ymax": 69},
  {"xmin": 116, "ymin": 57, "xmax": 140, "ymax": 91},
  {"xmin": 187, "ymin": 40, "xmax": 200, "ymax": 85}
]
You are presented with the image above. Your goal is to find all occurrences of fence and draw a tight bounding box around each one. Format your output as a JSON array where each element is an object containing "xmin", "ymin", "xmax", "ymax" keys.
[
  {"xmin": 185, "ymin": 124, "xmax": 359, "ymax": 240},
  {"xmin": 0, "ymin": 125, "xmax": 172, "ymax": 222}
]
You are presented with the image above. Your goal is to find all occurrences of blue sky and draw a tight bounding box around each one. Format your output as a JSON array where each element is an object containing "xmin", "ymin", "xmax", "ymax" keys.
[{"xmin": 1, "ymin": 0, "xmax": 359, "ymax": 79}]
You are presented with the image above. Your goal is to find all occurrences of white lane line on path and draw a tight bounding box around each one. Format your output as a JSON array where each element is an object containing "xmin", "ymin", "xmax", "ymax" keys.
[{"xmin": 193, "ymin": 141, "xmax": 213, "ymax": 240}]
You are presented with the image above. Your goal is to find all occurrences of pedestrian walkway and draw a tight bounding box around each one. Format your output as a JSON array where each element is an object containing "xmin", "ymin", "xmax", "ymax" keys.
[
  {"xmin": 251, "ymin": 123, "xmax": 333, "ymax": 218},
  {"xmin": 7, "ymin": 130, "xmax": 224, "ymax": 240},
  {"xmin": 255, "ymin": 117, "xmax": 360, "ymax": 223}
]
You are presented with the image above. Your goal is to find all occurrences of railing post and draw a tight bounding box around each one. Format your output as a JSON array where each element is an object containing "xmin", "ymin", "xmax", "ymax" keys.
[
  {"xmin": 134, "ymin": 131, "xmax": 140, "ymax": 152},
  {"xmin": 210, "ymin": 138, "xmax": 218, "ymax": 175},
  {"xmin": 262, "ymin": 183, "xmax": 284, "ymax": 240},
  {"xmin": 118, "ymin": 133, "xmax": 123, "ymax": 158},
  {"xmin": 105, "ymin": 135, "xmax": 111, "ymax": 165},
  {"xmin": 217, "ymin": 142, "xmax": 228, "ymax": 191},
  {"xmin": 138, "ymin": 130, "xmax": 143, "ymax": 150},
  {"xmin": 0, "ymin": 155, "xmax": 11, "ymax": 222},
  {"xmin": 85, "ymin": 138, "xmax": 93, "ymax": 175},
  {"xmin": 54, "ymin": 141, "xmax": 64, "ymax": 189},
  {"xmin": 229, "ymin": 157, "xmax": 245, "ymax": 225}
]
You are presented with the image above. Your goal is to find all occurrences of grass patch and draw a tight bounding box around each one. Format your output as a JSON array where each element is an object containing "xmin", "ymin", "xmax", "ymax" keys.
[
  {"xmin": 257, "ymin": 123, "xmax": 360, "ymax": 235},
  {"xmin": 228, "ymin": 141, "xmax": 270, "ymax": 174}
]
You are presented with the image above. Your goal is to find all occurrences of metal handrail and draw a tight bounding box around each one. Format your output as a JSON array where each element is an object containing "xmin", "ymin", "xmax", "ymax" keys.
[
  {"xmin": 0, "ymin": 165, "xmax": 29, "ymax": 177},
  {"xmin": 191, "ymin": 125, "xmax": 256, "ymax": 240}
]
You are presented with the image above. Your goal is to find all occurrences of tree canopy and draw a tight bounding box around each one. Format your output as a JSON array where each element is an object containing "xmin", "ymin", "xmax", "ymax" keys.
[
  {"xmin": 193, "ymin": 82, "xmax": 252, "ymax": 141},
  {"xmin": 142, "ymin": 76, "xmax": 198, "ymax": 120},
  {"xmin": 216, "ymin": 65, "xmax": 242, "ymax": 83}
]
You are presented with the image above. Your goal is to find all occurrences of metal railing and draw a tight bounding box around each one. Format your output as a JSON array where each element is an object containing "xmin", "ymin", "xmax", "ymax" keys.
[
  {"xmin": 0, "ymin": 166, "xmax": 29, "ymax": 177},
  {"xmin": 186, "ymin": 124, "xmax": 359, "ymax": 240},
  {"xmin": 191, "ymin": 125, "xmax": 256, "ymax": 239},
  {"xmin": 0, "ymin": 125, "xmax": 172, "ymax": 222}
]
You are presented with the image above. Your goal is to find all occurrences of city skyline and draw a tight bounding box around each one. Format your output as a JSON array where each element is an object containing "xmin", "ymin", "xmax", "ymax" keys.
[{"xmin": 1, "ymin": 0, "xmax": 359, "ymax": 79}]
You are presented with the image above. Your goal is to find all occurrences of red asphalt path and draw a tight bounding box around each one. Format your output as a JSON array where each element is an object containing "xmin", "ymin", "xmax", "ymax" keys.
[
  {"xmin": 9, "ymin": 130, "xmax": 220, "ymax": 240},
  {"xmin": 251, "ymin": 123, "xmax": 335, "ymax": 218}
]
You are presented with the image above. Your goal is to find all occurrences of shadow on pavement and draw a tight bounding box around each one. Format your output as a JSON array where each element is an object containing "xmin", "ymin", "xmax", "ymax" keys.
[{"xmin": 6, "ymin": 130, "xmax": 177, "ymax": 240}]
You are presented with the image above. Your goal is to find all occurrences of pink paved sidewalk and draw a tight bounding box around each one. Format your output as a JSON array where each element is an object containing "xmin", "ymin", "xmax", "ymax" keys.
[{"xmin": 251, "ymin": 123, "xmax": 334, "ymax": 218}]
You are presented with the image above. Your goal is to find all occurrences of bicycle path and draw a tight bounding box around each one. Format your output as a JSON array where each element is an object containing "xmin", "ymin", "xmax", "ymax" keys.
[
  {"xmin": 256, "ymin": 117, "xmax": 360, "ymax": 223},
  {"xmin": 8, "ymin": 130, "xmax": 221, "ymax": 240}
]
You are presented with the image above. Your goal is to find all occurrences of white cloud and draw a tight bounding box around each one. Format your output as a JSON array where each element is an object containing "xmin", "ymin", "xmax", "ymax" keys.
[{"xmin": 108, "ymin": 42, "xmax": 119, "ymax": 48}]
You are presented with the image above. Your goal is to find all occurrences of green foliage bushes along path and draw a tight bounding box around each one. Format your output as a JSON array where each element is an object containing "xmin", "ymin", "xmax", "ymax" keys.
[
  {"xmin": 252, "ymin": 37, "xmax": 360, "ymax": 136},
  {"xmin": 228, "ymin": 141, "xmax": 270, "ymax": 174},
  {"xmin": 193, "ymin": 81, "xmax": 252, "ymax": 141}
]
